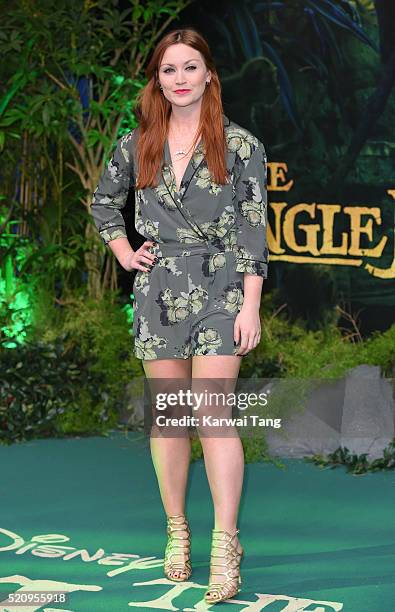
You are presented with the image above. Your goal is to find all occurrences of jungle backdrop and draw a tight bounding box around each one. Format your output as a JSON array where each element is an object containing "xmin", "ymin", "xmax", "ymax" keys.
[{"xmin": 1, "ymin": 0, "xmax": 394, "ymax": 446}]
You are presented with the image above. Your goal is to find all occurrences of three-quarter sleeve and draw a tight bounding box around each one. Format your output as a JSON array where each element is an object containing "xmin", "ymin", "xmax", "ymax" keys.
[
  {"xmin": 234, "ymin": 139, "xmax": 269, "ymax": 278},
  {"xmin": 90, "ymin": 130, "xmax": 135, "ymax": 245}
]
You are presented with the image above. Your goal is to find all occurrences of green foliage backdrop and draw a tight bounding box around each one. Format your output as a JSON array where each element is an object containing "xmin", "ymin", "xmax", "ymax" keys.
[{"xmin": 0, "ymin": 1, "xmax": 394, "ymax": 463}]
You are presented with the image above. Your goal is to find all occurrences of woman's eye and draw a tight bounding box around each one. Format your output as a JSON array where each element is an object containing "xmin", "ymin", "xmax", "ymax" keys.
[{"xmin": 163, "ymin": 66, "xmax": 197, "ymax": 73}]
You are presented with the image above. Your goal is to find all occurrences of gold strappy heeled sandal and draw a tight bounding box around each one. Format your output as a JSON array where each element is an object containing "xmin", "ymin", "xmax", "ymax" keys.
[
  {"xmin": 164, "ymin": 514, "xmax": 192, "ymax": 582},
  {"xmin": 204, "ymin": 528, "xmax": 244, "ymax": 604}
]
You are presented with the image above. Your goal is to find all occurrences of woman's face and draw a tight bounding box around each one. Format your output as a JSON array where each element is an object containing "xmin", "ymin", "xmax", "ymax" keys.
[{"xmin": 158, "ymin": 43, "xmax": 211, "ymax": 108}]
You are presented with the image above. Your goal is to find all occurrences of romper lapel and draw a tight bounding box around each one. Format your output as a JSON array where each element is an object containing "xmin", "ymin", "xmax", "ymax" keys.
[
  {"xmin": 158, "ymin": 114, "xmax": 231, "ymax": 242},
  {"xmin": 161, "ymin": 113, "xmax": 230, "ymax": 203},
  {"xmin": 162, "ymin": 138, "xmax": 205, "ymax": 203},
  {"xmin": 160, "ymin": 140, "xmax": 208, "ymax": 241}
]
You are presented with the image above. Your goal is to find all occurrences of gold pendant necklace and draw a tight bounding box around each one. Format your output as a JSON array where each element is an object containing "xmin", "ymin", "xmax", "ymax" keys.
[
  {"xmin": 169, "ymin": 124, "xmax": 199, "ymax": 159},
  {"xmin": 175, "ymin": 143, "xmax": 194, "ymax": 158}
]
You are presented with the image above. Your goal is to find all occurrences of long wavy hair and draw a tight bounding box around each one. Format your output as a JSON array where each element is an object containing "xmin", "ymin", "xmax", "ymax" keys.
[{"xmin": 134, "ymin": 28, "xmax": 228, "ymax": 190}]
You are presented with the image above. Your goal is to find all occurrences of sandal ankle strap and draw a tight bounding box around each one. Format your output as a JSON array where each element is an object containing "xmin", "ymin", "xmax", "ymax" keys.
[
  {"xmin": 167, "ymin": 514, "xmax": 189, "ymax": 523},
  {"xmin": 166, "ymin": 515, "xmax": 191, "ymax": 539},
  {"xmin": 211, "ymin": 528, "xmax": 239, "ymax": 543}
]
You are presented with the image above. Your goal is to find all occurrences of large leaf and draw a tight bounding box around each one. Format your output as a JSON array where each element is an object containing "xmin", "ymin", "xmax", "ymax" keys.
[
  {"xmin": 261, "ymin": 40, "xmax": 304, "ymax": 134},
  {"xmin": 306, "ymin": 0, "xmax": 378, "ymax": 51}
]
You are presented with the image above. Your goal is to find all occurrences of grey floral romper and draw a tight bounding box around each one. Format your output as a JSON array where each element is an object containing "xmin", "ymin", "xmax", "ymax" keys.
[{"xmin": 90, "ymin": 114, "xmax": 269, "ymax": 360}]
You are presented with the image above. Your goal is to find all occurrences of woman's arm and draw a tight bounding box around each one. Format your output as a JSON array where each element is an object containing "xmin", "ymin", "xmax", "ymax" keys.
[
  {"xmin": 90, "ymin": 131, "xmax": 136, "ymax": 267},
  {"xmin": 233, "ymin": 137, "xmax": 269, "ymax": 353}
]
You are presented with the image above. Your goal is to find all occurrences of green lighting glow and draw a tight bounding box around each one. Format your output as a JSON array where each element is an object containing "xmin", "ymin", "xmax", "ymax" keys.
[
  {"xmin": 121, "ymin": 292, "xmax": 135, "ymax": 336},
  {"xmin": 0, "ymin": 211, "xmax": 34, "ymax": 348},
  {"xmin": 113, "ymin": 74, "xmax": 125, "ymax": 86}
]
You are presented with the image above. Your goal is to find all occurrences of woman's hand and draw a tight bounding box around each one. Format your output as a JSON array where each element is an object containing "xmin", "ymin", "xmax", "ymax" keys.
[
  {"xmin": 234, "ymin": 303, "xmax": 261, "ymax": 356},
  {"xmin": 120, "ymin": 240, "xmax": 157, "ymax": 272}
]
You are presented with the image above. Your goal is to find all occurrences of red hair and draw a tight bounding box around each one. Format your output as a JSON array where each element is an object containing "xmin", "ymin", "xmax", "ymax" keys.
[{"xmin": 134, "ymin": 28, "xmax": 228, "ymax": 189}]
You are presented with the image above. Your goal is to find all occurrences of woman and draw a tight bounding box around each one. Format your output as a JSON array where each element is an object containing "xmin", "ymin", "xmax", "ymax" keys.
[{"xmin": 91, "ymin": 27, "xmax": 269, "ymax": 605}]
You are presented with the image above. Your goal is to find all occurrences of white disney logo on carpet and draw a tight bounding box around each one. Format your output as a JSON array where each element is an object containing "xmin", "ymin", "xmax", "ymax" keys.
[{"xmin": 0, "ymin": 528, "xmax": 343, "ymax": 611}]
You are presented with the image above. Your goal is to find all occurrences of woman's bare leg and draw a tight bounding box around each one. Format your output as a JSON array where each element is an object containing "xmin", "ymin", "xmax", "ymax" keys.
[
  {"xmin": 143, "ymin": 357, "xmax": 192, "ymax": 579},
  {"xmin": 191, "ymin": 355, "xmax": 243, "ymax": 555}
]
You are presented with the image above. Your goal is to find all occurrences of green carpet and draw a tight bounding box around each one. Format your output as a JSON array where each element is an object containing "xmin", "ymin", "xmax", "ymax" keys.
[{"xmin": 0, "ymin": 431, "xmax": 394, "ymax": 611}]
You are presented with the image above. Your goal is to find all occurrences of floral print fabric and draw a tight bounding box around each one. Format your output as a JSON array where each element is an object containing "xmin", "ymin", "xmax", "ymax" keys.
[{"xmin": 90, "ymin": 114, "xmax": 269, "ymax": 360}]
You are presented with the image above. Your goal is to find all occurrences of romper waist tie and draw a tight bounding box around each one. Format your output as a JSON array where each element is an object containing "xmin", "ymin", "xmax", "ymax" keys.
[{"xmin": 149, "ymin": 241, "xmax": 234, "ymax": 258}]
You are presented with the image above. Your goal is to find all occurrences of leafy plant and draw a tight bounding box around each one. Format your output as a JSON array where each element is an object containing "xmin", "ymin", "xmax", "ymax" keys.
[
  {"xmin": 0, "ymin": 283, "xmax": 146, "ymax": 444},
  {"xmin": 241, "ymin": 291, "xmax": 395, "ymax": 381},
  {"xmin": 0, "ymin": 0, "xmax": 193, "ymax": 300},
  {"xmin": 210, "ymin": 0, "xmax": 377, "ymax": 133},
  {"xmin": 28, "ymin": 285, "xmax": 144, "ymax": 395},
  {"xmin": 305, "ymin": 439, "xmax": 395, "ymax": 474},
  {"xmin": 0, "ymin": 333, "xmax": 118, "ymax": 444}
]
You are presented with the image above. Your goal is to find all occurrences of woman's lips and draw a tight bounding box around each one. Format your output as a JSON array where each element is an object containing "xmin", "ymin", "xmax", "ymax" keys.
[{"xmin": 174, "ymin": 89, "xmax": 191, "ymax": 94}]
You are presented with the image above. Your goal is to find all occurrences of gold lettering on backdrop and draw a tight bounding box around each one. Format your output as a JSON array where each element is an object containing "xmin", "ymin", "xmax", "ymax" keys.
[
  {"xmin": 343, "ymin": 206, "xmax": 387, "ymax": 256},
  {"xmin": 267, "ymin": 164, "xmax": 395, "ymax": 278},
  {"xmin": 283, "ymin": 203, "xmax": 320, "ymax": 255},
  {"xmin": 269, "ymin": 162, "xmax": 294, "ymax": 191},
  {"xmin": 267, "ymin": 202, "xmax": 287, "ymax": 254},
  {"xmin": 317, "ymin": 204, "xmax": 348, "ymax": 256},
  {"xmin": 364, "ymin": 189, "xmax": 395, "ymax": 278}
]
